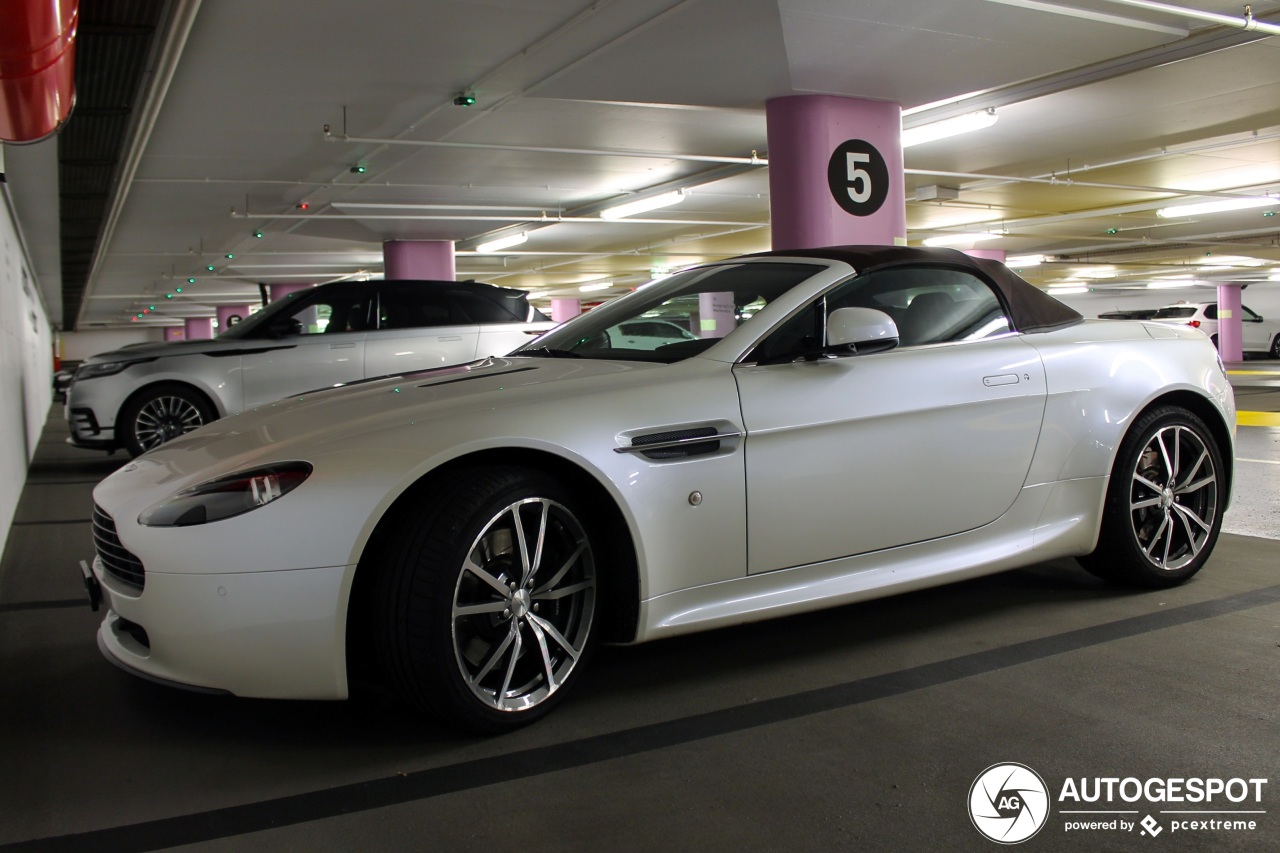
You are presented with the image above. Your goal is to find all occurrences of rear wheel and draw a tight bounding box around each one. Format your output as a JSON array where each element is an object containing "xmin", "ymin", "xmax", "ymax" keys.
[
  {"xmin": 119, "ymin": 384, "xmax": 215, "ymax": 457},
  {"xmin": 1270, "ymin": 334, "xmax": 1280, "ymax": 359},
  {"xmin": 1079, "ymin": 406, "xmax": 1224, "ymax": 587},
  {"xmin": 374, "ymin": 467, "xmax": 598, "ymax": 733}
]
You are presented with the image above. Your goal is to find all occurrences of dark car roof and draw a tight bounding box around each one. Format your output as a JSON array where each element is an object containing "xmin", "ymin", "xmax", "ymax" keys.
[{"xmin": 753, "ymin": 245, "xmax": 1084, "ymax": 334}]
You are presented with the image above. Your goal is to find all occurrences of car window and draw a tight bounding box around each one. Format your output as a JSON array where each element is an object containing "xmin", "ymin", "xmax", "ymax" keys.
[
  {"xmin": 1153, "ymin": 306, "xmax": 1196, "ymax": 319},
  {"xmin": 1204, "ymin": 305, "xmax": 1218, "ymax": 320},
  {"xmin": 378, "ymin": 290, "xmax": 454, "ymax": 330},
  {"xmin": 450, "ymin": 293, "xmax": 522, "ymax": 324},
  {"xmin": 283, "ymin": 290, "xmax": 374, "ymax": 335},
  {"xmin": 1243, "ymin": 305, "xmax": 1261, "ymax": 321},
  {"xmin": 520, "ymin": 263, "xmax": 822, "ymax": 362},
  {"xmin": 749, "ymin": 266, "xmax": 1012, "ymax": 362}
]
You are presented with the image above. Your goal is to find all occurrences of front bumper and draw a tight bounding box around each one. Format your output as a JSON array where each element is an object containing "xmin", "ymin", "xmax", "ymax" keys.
[
  {"xmin": 64, "ymin": 404, "xmax": 120, "ymax": 451},
  {"xmin": 90, "ymin": 555, "xmax": 354, "ymax": 700}
]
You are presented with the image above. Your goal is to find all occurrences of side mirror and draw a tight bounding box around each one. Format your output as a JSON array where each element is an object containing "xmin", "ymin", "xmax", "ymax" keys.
[
  {"xmin": 267, "ymin": 316, "xmax": 304, "ymax": 338},
  {"xmin": 827, "ymin": 307, "xmax": 899, "ymax": 355}
]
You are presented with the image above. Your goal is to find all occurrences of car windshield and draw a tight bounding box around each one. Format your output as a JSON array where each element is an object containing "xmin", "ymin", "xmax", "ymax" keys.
[{"xmin": 516, "ymin": 263, "xmax": 823, "ymax": 362}]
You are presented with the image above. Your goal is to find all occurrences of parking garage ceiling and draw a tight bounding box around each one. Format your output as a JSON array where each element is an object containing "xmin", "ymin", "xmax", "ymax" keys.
[{"xmin": 5, "ymin": 0, "xmax": 1280, "ymax": 331}]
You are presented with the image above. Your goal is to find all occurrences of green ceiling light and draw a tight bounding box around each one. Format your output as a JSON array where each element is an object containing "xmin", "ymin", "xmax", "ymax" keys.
[
  {"xmin": 1105, "ymin": 228, "xmax": 1118, "ymax": 234},
  {"xmin": 253, "ymin": 230, "xmax": 264, "ymax": 239},
  {"xmin": 1265, "ymin": 210, "xmax": 1276, "ymax": 217},
  {"xmin": 453, "ymin": 92, "xmax": 477, "ymax": 106},
  {"xmin": 206, "ymin": 264, "xmax": 215, "ymax": 271},
  {"xmin": 176, "ymin": 287, "xmax": 183, "ymax": 293},
  {"xmin": 149, "ymin": 305, "xmax": 156, "ymax": 311},
  {"xmin": 225, "ymin": 253, "xmax": 234, "ymax": 259},
  {"xmin": 187, "ymin": 277, "xmax": 196, "ymax": 284},
  {"xmin": 165, "ymin": 293, "xmax": 173, "ymax": 299},
  {"xmin": 350, "ymin": 164, "xmax": 367, "ymax": 174}
]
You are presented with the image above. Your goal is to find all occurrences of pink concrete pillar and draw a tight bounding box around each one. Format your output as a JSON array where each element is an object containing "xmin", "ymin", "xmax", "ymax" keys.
[
  {"xmin": 765, "ymin": 95, "xmax": 906, "ymax": 250},
  {"xmin": 163, "ymin": 327, "xmax": 184, "ymax": 342},
  {"xmin": 216, "ymin": 304, "xmax": 253, "ymax": 334},
  {"xmin": 269, "ymin": 283, "xmax": 313, "ymax": 303},
  {"xmin": 1217, "ymin": 283, "xmax": 1244, "ymax": 363},
  {"xmin": 384, "ymin": 240, "xmax": 455, "ymax": 280},
  {"xmin": 551, "ymin": 299, "xmax": 581, "ymax": 323},
  {"xmin": 184, "ymin": 317, "xmax": 214, "ymax": 341},
  {"xmin": 964, "ymin": 249, "xmax": 1006, "ymax": 262}
]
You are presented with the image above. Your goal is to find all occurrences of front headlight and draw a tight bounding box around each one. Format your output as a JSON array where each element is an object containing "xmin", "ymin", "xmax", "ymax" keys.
[
  {"xmin": 75, "ymin": 359, "xmax": 146, "ymax": 380},
  {"xmin": 139, "ymin": 462, "xmax": 313, "ymax": 527}
]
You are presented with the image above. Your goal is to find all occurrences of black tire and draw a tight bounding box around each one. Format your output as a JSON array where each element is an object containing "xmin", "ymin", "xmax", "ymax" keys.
[
  {"xmin": 1270, "ymin": 334, "xmax": 1280, "ymax": 360},
  {"xmin": 374, "ymin": 466, "xmax": 599, "ymax": 733},
  {"xmin": 1078, "ymin": 406, "xmax": 1224, "ymax": 588},
  {"xmin": 119, "ymin": 383, "xmax": 216, "ymax": 457}
]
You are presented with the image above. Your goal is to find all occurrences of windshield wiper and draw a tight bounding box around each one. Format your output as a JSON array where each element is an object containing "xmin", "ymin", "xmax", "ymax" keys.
[{"xmin": 521, "ymin": 347, "xmax": 585, "ymax": 359}]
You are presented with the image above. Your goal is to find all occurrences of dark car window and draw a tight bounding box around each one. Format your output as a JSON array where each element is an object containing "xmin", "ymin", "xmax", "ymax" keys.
[
  {"xmin": 749, "ymin": 266, "xmax": 1012, "ymax": 362},
  {"xmin": 1152, "ymin": 306, "xmax": 1197, "ymax": 319},
  {"xmin": 1204, "ymin": 305, "xmax": 1218, "ymax": 320},
  {"xmin": 450, "ymin": 293, "xmax": 522, "ymax": 324},
  {"xmin": 378, "ymin": 290, "xmax": 453, "ymax": 330}
]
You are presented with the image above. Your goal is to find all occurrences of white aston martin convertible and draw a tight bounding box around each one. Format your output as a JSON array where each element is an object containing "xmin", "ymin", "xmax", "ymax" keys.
[{"xmin": 84, "ymin": 246, "xmax": 1235, "ymax": 732}]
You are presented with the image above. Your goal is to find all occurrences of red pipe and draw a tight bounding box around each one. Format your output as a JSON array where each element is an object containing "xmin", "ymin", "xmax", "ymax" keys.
[{"xmin": 0, "ymin": 0, "xmax": 79, "ymax": 143}]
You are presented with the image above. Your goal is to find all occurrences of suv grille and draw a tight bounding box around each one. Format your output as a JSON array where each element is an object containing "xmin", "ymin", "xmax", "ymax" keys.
[{"xmin": 93, "ymin": 505, "xmax": 145, "ymax": 590}]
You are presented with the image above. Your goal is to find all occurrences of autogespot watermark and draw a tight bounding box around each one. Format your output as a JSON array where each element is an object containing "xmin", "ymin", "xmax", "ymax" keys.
[{"xmin": 968, "ymin": 764, "xmax": 1269, "ymax": 844}]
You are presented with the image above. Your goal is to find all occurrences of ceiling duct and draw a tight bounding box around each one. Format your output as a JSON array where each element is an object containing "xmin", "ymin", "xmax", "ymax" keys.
[{"xmin": 914, "ymin": 185, "xmax": 961, "ymax": 202}]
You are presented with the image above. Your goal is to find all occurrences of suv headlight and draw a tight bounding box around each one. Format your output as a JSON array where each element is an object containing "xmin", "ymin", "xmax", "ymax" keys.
[
  {"xmin": 139, "ymin": 462, "xmax": 313, "ymax": 527},
  {"xmin": 75, "ymin": 359, "xmax": 146, "ymax": 380}
]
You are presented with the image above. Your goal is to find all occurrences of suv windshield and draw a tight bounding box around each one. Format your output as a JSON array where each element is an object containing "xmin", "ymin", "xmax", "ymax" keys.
[{"xmin": 516, "ymin": 263, "xmax": 822, "ymax": 362}]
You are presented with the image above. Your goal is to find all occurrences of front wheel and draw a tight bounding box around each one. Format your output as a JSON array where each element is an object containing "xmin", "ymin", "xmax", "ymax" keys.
[
  {"xmin": 375, "ymin": 467, "xmax": 599, "ymax": 733},
  {"xmin": 1270, "ymin": 334, "xmax": 1280, "ymax": 360},
  {"xmin": 1079, "ymin": 406, "xmax": 1225, "ymax": 587},
  {"xmin": 119, "ymin": 384, "xmax": 216, "ymax": 457}
]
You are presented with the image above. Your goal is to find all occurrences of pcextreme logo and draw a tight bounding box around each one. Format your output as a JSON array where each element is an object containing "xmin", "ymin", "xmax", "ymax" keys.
[{"xmin": 969, "ymin": 764, "xmax": 1270, "ymax": 844}]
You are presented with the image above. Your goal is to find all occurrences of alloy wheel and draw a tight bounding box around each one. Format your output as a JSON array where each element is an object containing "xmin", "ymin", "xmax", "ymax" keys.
[
  {"xmin": 1126, "ymin": 423, "xmax": 1219, "ymax": 571},
  {"xmin": 451, "ymin": 496, "xmax": 596, "ymax": 713}
]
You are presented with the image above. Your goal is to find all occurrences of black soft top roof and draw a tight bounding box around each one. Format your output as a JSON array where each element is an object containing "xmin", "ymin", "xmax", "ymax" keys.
[{"xmin": 752, "ymin": 245, "xmax": 1084, "ymax": 334}]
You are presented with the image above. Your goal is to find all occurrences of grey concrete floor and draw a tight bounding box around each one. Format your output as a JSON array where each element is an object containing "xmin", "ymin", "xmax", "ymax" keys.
[{"xmin": 2, "ymin": 372, "xmax": 1278, "ymax": 852}]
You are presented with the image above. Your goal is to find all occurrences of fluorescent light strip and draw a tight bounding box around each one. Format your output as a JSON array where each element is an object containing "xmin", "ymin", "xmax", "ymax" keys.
[
  {"xmin": 579, "ymin": 282, "xmax": 612, "ymax": 292},
  {"xmin": 1005, "ymin": 254, "xmax": 1045, "ymax": 267},
  {"xmin": 1156, "ymin": 197, "xmax": 1275, "ymax": 218},
  {"xmin": 983, "ymin": 0, "xmax": 1189, "ymax": 35},
  {"xmin": 475, "ymin": 232, "xmax": 528, "ymax": 253},
  {"xmin": 902, "ymin": 110, "xmax": 998, "ymax": 148},
  {"xmin": 922, "ymin": 233, "xmax": 1002, "ymax": 247},
  {"xmin": 599, "ymin": 190, "xmax": 687, "ymax": 220}
]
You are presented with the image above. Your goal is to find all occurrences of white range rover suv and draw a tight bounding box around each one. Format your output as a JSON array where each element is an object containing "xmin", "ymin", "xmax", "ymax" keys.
[
  {"xmin": 1152, "ymin": 301, "xmax": 1280, "ymax": 359},
  {"xmin": 66, "ymin": 279, "xmax": 554, "ymax": 456}
]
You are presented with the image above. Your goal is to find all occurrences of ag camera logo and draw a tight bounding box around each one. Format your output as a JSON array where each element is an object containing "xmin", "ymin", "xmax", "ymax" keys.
[{"xmin": 969, "ymin": 763, "xmax": 1050, "ymax": 844}]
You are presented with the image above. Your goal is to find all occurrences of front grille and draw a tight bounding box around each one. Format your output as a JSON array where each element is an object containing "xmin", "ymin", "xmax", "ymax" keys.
[{"xmin": 93, "ymin": 505, "xmax": 145, "ymax": 590}]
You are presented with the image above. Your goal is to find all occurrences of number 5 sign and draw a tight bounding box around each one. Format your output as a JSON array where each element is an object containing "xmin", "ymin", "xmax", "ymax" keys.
[{"xmin": 827, "ymin": 140, "xmax": 889, "ymax": 217}]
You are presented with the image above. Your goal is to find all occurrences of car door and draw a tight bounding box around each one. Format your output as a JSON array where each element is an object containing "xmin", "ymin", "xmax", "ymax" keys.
[
  {"xmin": 733, "ymin": 265, "xmax": 1047, "ymax": 575},
  {"xmin": 363, "ymin": 283, "xmax": 481, "ymax": 376},
  {"xmin": 239, "ymin": 285, "xmax": 373, "ymax": 408},
  {"xmin": 1240, "ymin": 305, "xmax": 1270, "ymax": 351}
]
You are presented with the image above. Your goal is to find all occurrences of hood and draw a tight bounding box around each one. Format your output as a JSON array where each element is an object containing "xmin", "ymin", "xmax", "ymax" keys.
[
  {"xmin": 82, "ymin": 338, "xmax": 239, "ymax": 364},
  {"xmin": 128, "ymin": 356, "xmax": 670, "ymax": 479}
]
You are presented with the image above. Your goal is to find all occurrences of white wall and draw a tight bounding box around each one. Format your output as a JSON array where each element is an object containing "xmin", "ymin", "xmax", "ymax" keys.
[
  {"xmin": 1, "ymin": 182, "xmax": 54, "ymax": 557},
  {"xmin": 62, "ymin": 328, "xmax": 164, "ymax": 361}
]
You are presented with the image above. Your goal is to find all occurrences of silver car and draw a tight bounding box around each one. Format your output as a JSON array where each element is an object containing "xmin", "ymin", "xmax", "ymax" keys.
[{"xmin": 65, "ymin": 279, "xmax": 553, "ymax": 455}]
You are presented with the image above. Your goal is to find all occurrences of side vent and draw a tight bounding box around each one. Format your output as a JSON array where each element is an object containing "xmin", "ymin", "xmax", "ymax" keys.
[{"xmin": 628, "ymin": 426, "xmax": 721, "ymax": 460}]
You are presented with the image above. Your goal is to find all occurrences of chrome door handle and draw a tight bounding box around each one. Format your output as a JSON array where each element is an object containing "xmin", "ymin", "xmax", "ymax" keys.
[{"xmin": 329, "ymin": 342, "xmax": 356, "ymax": 349}]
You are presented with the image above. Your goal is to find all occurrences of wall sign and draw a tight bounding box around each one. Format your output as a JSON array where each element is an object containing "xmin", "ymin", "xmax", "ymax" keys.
[{"xmin": 827, "ymin": 139, "xmax": 889, "ymax": 217}]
